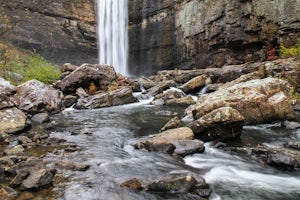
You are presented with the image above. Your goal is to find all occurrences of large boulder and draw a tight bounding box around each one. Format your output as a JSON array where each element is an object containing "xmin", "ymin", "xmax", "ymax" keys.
[
  {"xmin": 187, "ymin": 107, "xmax": 244, "ymax": 142},
  {"xmin": 179, "ymin": 75, "xmax": 209, "ymax": 93},
  {"xmin": 55, "ymin": 64, "xmax": 118, "ymax": 94},
  {"xmin": 133, "ymin": 127, "xmax": 203, "ymax": 156},
  {"xmin": 14, "ymin": 80, "xmax": 63, "ymax": 114},
  {"xmin": 75, "ymin": 87, "xmax": 138, "ymax": 109},
  {"xmin": 0, "ymin": 108, "xmax": 27, "ymax": 134},
  {"xmin": 186, "ymin": 78, "xmax": 295, "ymax": 125}
]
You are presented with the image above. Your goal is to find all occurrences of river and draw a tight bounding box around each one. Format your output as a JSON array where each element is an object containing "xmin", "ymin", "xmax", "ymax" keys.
[{"xmin": 46, "ymin": 101, "xmax": 300, "ymax": 200}]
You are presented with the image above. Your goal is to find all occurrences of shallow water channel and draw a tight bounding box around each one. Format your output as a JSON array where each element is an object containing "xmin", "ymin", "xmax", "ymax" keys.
[{"xmin": 46, "ymin": 102, "xmax": 300, "ymax": 200}]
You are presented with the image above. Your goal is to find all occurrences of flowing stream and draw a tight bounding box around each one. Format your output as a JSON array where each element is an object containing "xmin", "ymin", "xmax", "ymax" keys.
[
  {"xmin": 45, "ymin": 102, "xmax": 300, "ymax": 200},
  {"xmin": 97, "ymin": 0, "xmax": 128, "ymax": 75}
]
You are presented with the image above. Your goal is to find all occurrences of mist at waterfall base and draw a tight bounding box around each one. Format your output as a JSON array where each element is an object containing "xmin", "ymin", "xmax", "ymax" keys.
[
  {"xmin": 46, "ymin": 101, "xmax": 300, "ymax": 200},
  {"xmin": 97, "ymin": 0, "xmax": 129, "ymax": 75}
]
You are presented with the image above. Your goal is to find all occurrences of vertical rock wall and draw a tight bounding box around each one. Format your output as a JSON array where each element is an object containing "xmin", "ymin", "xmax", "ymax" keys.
[
  {"xmin": 128, "ymin": 0, "xmax": 176, "ymax": 75},
  {"xmin": 1, "ymin": 0, "xmax": 98, "ymax": 66},
  {"xmin": 128, "ymin": 0, "xmax": 300, "ymax": 75},
  {"xmin": 1, "ymin": 0, "xmax": 299, "ymax": 75}
]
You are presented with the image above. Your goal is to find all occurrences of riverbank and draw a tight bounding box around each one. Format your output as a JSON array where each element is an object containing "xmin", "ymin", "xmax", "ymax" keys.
[{"xmin": 0, "ymin": 58, "xmax": 300, "ymax": 199}]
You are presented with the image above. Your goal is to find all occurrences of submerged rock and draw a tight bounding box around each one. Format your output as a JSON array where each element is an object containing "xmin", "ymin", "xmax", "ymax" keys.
[
  {"xmin": 147, "ymin": 175, "xmax": 211, "ymax": 198},
  {"xmin": 14, "ymin": 80, "xmax": 63, "ymax": 114},
  {"xmin": 121, "ymin": 175, "xmax": 211, "ymax": 198},
  {"xmin": 31, "ymin": 113, "xmax": 50, "ymax": 124},
  {"xmin": 281, "ymin": 121, "xmax": 300, "ymax": 129},
  {"xmin": 284, "ymin": 141, "xmax": 300, "ymax": 150},
  {"xmin": 55, "ymin": 162, "xmax": 90, "ymax": 171},
  {"xmin": 147, "ymin": 175, "xmax": 198, "ymax": 193},
  {"xmin": 120, "ymin": 178, "xmax": 144, "ymax": 190}
]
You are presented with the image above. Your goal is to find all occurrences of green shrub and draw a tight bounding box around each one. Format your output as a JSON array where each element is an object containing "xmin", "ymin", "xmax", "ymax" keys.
[
  {"xmin": 279, "ymin": 40, "xmax": 300, "ymax": 58},
  {"xmin": 20, "ymin": 55, "xmax": 61, "ymax": 84},
  {"xmin": 0, "ymin": 42, "xmax": 60, "ymax": 85}
]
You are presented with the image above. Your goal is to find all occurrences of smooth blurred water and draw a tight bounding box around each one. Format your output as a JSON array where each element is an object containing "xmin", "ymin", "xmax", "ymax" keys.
[
  {"xmin": 47, "ymin": 104, "xmax": 300, "ymax": 200},
  {"xmin": 97, "ymin": 0, "xmax": 128, "ymax": 75}
]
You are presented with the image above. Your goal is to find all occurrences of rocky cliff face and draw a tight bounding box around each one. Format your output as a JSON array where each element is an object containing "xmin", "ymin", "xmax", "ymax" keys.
[
  {"xmin": 1, "ymin": 0, "xmax": 299, "ymax": 75},
  {"xmin": 1, "ymin": 0, "xmax": 98, "ymax": 65},
  {"xmin": 128, "ymin": 0, "xmax": 300, "ymax": 75}
]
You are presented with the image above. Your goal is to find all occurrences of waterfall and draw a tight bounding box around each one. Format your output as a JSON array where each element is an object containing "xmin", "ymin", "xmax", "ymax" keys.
[{"xmin": 96, "ymin": 0, "xmax": 128, "ymax": 75}]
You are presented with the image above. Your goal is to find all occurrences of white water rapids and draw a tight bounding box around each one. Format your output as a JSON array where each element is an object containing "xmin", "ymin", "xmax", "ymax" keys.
[
  {"xmin": 97, "ymin": 0, "xmax": 128, "ymax": 75},
  {"xmin": 48, "ymin": 104, "xmax": 300, "ymax": 200}
]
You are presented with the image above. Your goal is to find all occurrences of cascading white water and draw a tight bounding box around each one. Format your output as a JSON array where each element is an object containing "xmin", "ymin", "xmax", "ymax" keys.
[{"xmin": 97, "ymin": 0, "xmax": 128, "ymax": 75}]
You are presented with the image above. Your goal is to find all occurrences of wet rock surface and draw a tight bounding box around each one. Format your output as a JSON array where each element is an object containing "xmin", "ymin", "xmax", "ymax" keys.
[
  {"xmin": 187, "ymin": 107, "xmax": 244, "ymax": 142},
  {"xmin": 75, "ymin": 87, "xmax": 138, "ymax": 109},
  {"xmin": 122, "ymin": 175, "xmax": 211, "ymax": 199},
  {"xmin": 120, "ymin": 178, "xmax": 144, "ymax": 190},
  {"xmin": 133, "ymin": 127, "xmax": 205, "ymax": 156},
  {"xmin": 233, "ymin": 144, "xmax": 300, "ymax": 170},
  {"xmin": 15, "ymin": 80, "xmax": 63, "ymax": 115}
]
